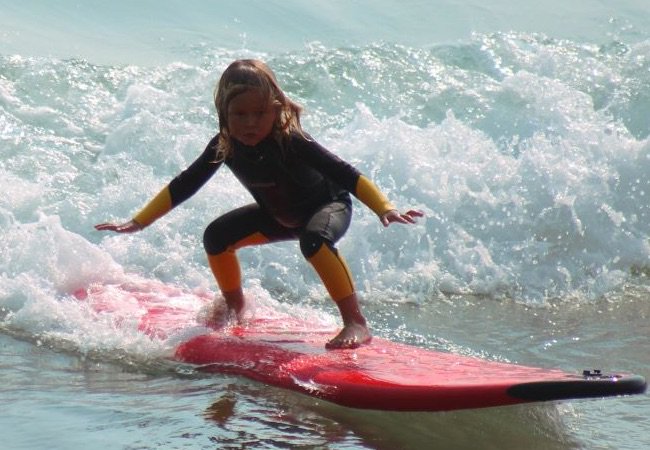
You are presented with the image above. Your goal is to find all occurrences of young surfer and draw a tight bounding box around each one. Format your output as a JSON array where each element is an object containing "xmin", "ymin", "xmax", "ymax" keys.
[{"xmin": 96, "ymin": 59, "xmax": 422, "ymax": 349}]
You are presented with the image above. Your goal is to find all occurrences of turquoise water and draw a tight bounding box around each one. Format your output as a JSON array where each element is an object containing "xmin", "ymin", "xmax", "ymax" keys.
[{"xmin": 1, "ymin": 1, "xmax": 649, "ymax": 448}]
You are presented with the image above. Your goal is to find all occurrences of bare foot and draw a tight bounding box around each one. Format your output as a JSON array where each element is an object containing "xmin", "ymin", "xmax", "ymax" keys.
[
  {"xmin": 325, "ymin": 322, "xmax": 372, "ymax": 350},
  {"xmin": 222, "ymin": 288, "xmax": 246, "ymax": 319},
  {"xmin": 204, "ymin": 297, "xmax": 232, "ymax": 328},
  {"xmin": 205, "ymin": 293, "xmax": 252, "ymax": 328}
]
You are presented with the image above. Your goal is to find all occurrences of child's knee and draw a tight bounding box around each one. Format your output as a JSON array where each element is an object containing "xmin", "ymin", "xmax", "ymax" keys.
[
  {"xmin": 300, "ymin": 231, "xmax": 328, "ymax": 258},
  {"xmin": 203, "ymin": 220, "xmax": 228, "ymax": 254}
]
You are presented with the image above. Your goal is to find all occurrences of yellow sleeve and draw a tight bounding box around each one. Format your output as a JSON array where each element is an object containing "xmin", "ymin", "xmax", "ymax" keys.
[
  {"xmin": 354, "ymin": 175, "xmax": 395, "ymax": 217},
  {"xmin": 132, "ymin": 186, "xmax": 173, "ymax": 227}
]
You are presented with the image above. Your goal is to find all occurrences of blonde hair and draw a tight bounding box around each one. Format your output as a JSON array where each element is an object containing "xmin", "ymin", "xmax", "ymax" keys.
[{"xmin": 213, "ymin": 59, "xmax": 303, "ymax": 160}]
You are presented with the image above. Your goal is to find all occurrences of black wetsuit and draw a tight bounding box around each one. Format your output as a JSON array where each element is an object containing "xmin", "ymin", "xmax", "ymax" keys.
[
  {"xmin": 133, "ymin": 131, "xmax": 393, "ymax": 300},
  {"xmin": 164, "ymin": 133, "xmax": 361, "ymax": 257}
]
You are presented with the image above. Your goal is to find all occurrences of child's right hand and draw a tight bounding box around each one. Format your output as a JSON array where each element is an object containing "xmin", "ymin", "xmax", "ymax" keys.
[{"xmin": 94, "ymin": 219, "xmax": 143, "ymax": 233}]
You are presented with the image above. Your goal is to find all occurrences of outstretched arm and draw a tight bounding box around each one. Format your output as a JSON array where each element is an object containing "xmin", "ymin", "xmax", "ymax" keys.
[
  {"xmin": 295, "ymin": 136, "xmax": 424, "ymax": 227},
  {"xmin": 354, "ymin": 175, "xmax": 423, "ymax": 227},
  {"xmin": 95, "ymin": 135, "xmax": 223, "ymax": 234},
  {"xmin": 94, "ymin": 185, "xmax": 172, "ymax": 233}
]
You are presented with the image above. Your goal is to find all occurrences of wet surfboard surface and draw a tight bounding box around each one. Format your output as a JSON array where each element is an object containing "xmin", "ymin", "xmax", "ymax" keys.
[{"xmin": 74, "ymin": 280, "xmax": 647, "ymax": 411}]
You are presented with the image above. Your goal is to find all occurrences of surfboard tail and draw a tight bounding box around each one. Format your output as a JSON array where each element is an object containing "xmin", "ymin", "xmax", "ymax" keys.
[{"xmin": 506, "ymin": 371, "xmax": 647, "ymax": 403}]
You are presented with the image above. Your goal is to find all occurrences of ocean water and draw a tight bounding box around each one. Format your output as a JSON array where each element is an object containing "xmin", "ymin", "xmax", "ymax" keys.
[{"xmin": 1, "ymin": 0, "xmax": 649, "ymax": 449}]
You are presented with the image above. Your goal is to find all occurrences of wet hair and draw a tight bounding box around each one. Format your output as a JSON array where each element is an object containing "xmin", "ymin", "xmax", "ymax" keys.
[{"xmin": 213, "ymin": 59, "xmax": 303, "ymax": 160}]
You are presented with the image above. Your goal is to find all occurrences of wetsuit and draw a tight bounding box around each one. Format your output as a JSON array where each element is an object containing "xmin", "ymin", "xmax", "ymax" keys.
[{"xmin": 132, "ymin": 132, "xmax": 394, "ymax": 301}]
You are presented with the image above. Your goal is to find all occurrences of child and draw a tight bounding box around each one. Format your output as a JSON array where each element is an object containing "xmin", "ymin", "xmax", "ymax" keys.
[{"xmin": 96, "ymin": 59, "xmax": 422, "ymax": 349}]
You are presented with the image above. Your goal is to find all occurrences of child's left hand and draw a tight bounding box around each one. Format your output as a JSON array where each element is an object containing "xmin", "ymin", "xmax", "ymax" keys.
[{"xmin": 380, "ymin": 209, "xmax": 424, "ymax": 227}]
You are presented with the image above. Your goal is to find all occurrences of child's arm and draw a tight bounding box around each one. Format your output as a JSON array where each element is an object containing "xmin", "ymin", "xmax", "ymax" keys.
[
  {"xmin": 94, "ymin": 186, "xmax": 172, "ymax": 233},
  {"xmin": 354, "ymin": 174, "xmax": 423, "ymax": 227},
  {"xmin": 95, "ymin": 136, "xmax": 221, "ymax": 233},
  {"xmin": 296, "ymin": 135, "xmax": 423, "ymax": 227}
]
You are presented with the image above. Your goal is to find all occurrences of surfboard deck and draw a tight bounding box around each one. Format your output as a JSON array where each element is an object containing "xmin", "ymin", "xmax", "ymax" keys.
[{"xmin": 73, "ymin": 280, "xmax": 647, "ymax": 412}]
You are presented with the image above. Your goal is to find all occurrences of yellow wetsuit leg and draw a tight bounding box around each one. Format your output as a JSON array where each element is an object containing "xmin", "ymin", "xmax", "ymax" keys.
[
  {"xmin": 206, "ymin": 232, "xmax": 269, "ymax": 292},
  {"xmin": 307, "ymin": 243, "xmax": 355, "ymax": 302}
]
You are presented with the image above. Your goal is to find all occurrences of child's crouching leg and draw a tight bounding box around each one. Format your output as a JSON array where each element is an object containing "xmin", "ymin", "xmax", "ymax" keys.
[
  {"xmin": 302, "ymin": 238, "xmax": 371, "ymax": 349},
  {"xmin": 207, "ymin": 252, "xmax": 247, "ymax": 322}
]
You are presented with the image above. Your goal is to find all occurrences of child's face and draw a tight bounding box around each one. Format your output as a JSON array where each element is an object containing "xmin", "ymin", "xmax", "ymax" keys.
[{"xmin": 227, "ymin": 89, "xmax": 277, "ymax": 147}]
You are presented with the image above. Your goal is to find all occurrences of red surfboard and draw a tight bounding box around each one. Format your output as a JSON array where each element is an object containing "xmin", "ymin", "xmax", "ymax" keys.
[{"xmin": 74, "ymin": 280, "xmax": 646, "ymax": 412}]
